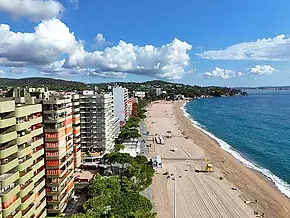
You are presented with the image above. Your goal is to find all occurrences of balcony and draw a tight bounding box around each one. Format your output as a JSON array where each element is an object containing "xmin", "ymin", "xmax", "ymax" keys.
[
  {"xmin": 67, "ymin": 160, "xmax": 74, "ymax": 170},
  {"xmin": 34, "ymin": 179, "xmax": 45, "ymax": 194},
  {"xmin": 32, "ymin": 158, "xmax": 44, "ymax": 172},
  {"xmin": 46, "ymin": 150, "xmax": 66, "ymax": 160},
  {"xmin": 0, "ymin": 131, "xmax": 17, "ymax": 144},
  {"xmin": 0, "ymin": 117, "xmax": 16, "ymax": 129},
  {"xmin": 30, "ymin": 117, "xmax": 42, "ymax": 126},
  {"xmin": 15, "ymin": 120, "xmax": 31, "ymax": 132},
  {"xmin": 16, "ymin": 132, "xmax": 31, "ymax": 146},
  {"xmin": 0, "ymin": 144, "xmax": 18, "ymax": 159},
  {"xmin": 35, "ymin": 189, "xmax": 46, "ymax": 206},
  {"xmin": 31, "ymin": 127, "xmax": 43, "ymax": 138},
  {"xmin": 18, "ymin": 157, "xmax": 33, "ymax": 171},
  {"xmin": 0, "ymin": 159, "xmax": 18, "ymax": 174},
  {"xmin": 47, "ymin": 169, "xmax": 73, "ymax": 188},
  {"xmin": 35, "ymin": 199, "xmax": 46, "ymax": 217},
  {"xmin": 47, "ymin": 203, "xmax": 66, "ymax": 214},
  {"xmin": 46, "ymin": 169, "xmax": 61, "ymax": 177},
  {"xmin": 15, "ymin": 104, "xmax": 41, "ymax": 118},
  {"xmin": 19, "ymin": 170, "xmax": 33, "ymax": 184},
  {"xmin": 21, "ymin": 192, "xmax": 34, "ymax": 210},
  {"xmin": 17, "ymin": 145, "xmax": 32, "ymax": 159},
  {"xmin": 20, "ymin": 181, "xmax": 33, "ymax": 198},
  {"xmin": 32, "ymin": 148, "xmax": 44, "ymax": 161},
  {"xmin": 0, "ymin": 101, "xmax": 15, "ymax": 113},
  {"xmin": 0, "ymin": 185, "xmax": 20, "ymax": 203},
  {"xmin": 2, "ymin": 198, "xmax": 21, "ymax": 218},
  {"xmin": 0, "ymin": 171, "xmax": 19, "ymax": 188},
  {"xmin": 36, "ymin": 209, "xmax": 46, "ymax": 218},
  {"xmin": 6, "ymin": 209, "xmax": 22, "ymax": 218},
  {"xmin": 33, "ymin": 169, "xmax": 45, "ymax": 184},
  {"xmin": 45, "ymin": 131, "xmax": 65, "ymax": 141},
  {"xmin": 32, "ymin": 137, "xmax": 43, "ymax": 149},
  {"xmin": 21, "ymin": 203, "xmax": 35, "ymax": 218}
]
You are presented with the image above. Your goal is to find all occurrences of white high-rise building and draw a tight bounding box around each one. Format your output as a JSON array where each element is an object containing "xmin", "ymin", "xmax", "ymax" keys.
[
  {"xmin": 79, "ymin": 92, "xmax": 116, "ymax": 162},
  {"xmin": 156, "ymin": 88, "xmax": 162, "ymax": 96},
  {"xmin": 113, "ymin": 86, "xmax": 129, "ymax": 125}
]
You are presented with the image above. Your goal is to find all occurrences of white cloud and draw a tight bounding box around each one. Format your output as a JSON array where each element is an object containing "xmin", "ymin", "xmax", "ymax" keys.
[
  {"xmin": 94, "ymin": 33, "xmax": 107, "ymax": 47},
  {"xmin": 249, "ymin": 65, "xmax": 277, "ymax": 75},
  {"xmin": 0, "ymin": 0, "xmax": 64, "ymax": 21},
  {"xmin": 203, "ymin": 67, "xmax": 243, "ymax": 79},
  {"xmin": 0, "ymin": 19, "xmax": 83, "ymax": 66},
  {"xmin": 0, "ymin": 19, "xmax": 193, "ymax": 79},
  {"xmin": 9, "ymin": 67, "xmax": 28, "ymax": 73},
  {"xmin": 197, "ymin": 34, "xmax": 290, "ymax": 61},
  {"xmin": 66, "ymin": 38, "xmax": 192, "ymax": 79},
  {"xmin": 0, "ymin": 70, "xmax": 4, "ymax": 74}
]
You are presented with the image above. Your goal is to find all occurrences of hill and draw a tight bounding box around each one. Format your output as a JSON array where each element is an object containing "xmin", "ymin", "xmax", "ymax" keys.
[
  {"xmin": 0, "ymin": 78, "xmax": 244, "ymax": 98},
  {"xmin": 89, "ymin": 80, "xmax": 244, "ymax": 98},
  {"xmin": 0, "ymin": 77, "xmax": 87, "ymax": 91}
]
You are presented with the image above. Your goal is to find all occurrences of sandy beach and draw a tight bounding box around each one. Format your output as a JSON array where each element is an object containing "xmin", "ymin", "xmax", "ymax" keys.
[{"xmin": 145, "ymin": 100, "xmax": 290, "ymax": 218}]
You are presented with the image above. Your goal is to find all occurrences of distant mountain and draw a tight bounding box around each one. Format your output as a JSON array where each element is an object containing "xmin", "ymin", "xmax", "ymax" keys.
[
  {"xmin": 0, "ymin": 77, "xmax": 87, "ymax": 90},
  {"xmin": 236, "ymin": 86, "xmax": 290, "ymax": 90}
]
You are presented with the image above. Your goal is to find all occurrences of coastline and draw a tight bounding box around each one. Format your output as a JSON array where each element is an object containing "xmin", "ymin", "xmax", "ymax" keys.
[
  {"xmin": 181, "ymin": 100, "xmax": 290, "ymax": 199},
  {"xmin": 175, "ymin": 100, "xmax": 290, "ymax": 217},
  {"xmin": 147, "ymin": 101, "xmax": 254, "ymax": 218}
]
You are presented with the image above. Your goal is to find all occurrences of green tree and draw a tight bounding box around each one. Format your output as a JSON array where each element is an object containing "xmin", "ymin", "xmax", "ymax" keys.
[{"xmin": 114, "ymin": 143, "xmax": 125, "ymax": 152}]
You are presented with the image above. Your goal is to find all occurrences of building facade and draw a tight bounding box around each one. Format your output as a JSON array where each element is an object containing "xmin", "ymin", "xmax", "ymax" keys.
[
  {"xmin": 133, "ymin": 91, "xmax": 146, "ymax": 99},
  {"xmin": 42, "ymin": 96, "xmax": 75, "ymax": 215},
  {"xmin": 113, "ymin": 86, "xmax": 129, "ymax": 125},
  {"xmin": 155, "ymin": 88, "xmax": 162, "ymax": 96},
  {"xmin": 0, "ymin": 98, "xmax": 46, "ymax": 218},
  {"xmin": 79, "ymin": 92, "xmax": 116, "ymax": 163},
  {"xmin": 127, "ymin": 98, "xmax": 138, "ymax": 117},
  {"xmin": 72, "ymin": 94, "xmax": 82, "ymax": 168}
]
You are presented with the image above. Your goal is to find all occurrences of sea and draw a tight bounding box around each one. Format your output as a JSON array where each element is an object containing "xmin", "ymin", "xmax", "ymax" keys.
[{"xmin": 183, "ymin": 90, "xmax": 290, "ymax": 198}]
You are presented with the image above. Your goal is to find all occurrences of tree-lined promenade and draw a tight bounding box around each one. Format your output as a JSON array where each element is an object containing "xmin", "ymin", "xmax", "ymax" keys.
[{"xmin": 71, "ymin": 101, "xmax": 156, "ymax": 218}]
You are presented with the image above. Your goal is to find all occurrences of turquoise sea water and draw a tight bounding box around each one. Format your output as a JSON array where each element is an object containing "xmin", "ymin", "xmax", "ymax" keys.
[{"xmin": 184, "ymin": 90, "xmax": 290, "ymax": 198}]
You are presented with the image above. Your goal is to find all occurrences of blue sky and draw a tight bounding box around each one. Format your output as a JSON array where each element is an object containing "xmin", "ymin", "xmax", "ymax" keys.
[{"xmin": 0, "ymin": 0, "xmax": 290, "ymax": 86}]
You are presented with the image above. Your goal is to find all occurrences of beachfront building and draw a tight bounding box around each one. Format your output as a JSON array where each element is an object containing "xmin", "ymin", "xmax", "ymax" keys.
[
  {"xmin": 127, "ymin": 97, "xmax": 138, "ymax": 117},
  {"xmin": 72, "ymin": 94, "xmax": 82, "ymax": 168},
  {"xmin": 43, "ymin": 96, "xmax": 75, "ymax": 215},
  {"xmin": 112, "ymin": 117, "xmax": 120, "ymax": 139},
  {"xmin": 113, "ymin": 86, "xmax": 129, "ymax": 125},
  {"xmin": 79, "ymin": 91, "xmax": 116, "ymax": 163},
  {"xmin": 0, "ymin": 98, "xmax": 46, "ymax": 218},
  {"xmin": 133, "ymin": 91, "xmax": 146, "ymax": 99}
]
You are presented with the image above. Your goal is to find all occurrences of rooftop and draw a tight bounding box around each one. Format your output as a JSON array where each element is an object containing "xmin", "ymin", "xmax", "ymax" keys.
[{"xmin": 74, "ymin": 170, "xmax": 96, "ymax": 182}]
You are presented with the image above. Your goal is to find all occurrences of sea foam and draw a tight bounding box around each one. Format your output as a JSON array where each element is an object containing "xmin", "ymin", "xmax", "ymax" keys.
[{"xmin": 181, "ymin": 102, "xmax": 290, "ymax": 199}]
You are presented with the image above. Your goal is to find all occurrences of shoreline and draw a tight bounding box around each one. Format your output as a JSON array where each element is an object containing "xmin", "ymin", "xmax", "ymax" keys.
[
  {"xmin": 147, "ymin": 101, "xmax": 255, "ymax": 218},
  {"xmin": 181, "ymin": 100, "xmax": 290, "ymax": 199},
  {"xmin": 174, "ymin": 100, "xmax": 290, "ymax": 217}
]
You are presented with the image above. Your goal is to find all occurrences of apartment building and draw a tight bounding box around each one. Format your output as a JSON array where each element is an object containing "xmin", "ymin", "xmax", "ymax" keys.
[
  {"xmin": 113, "ymin": 86, "xmax": 129, "ymax": 125},
  {"xmin": 72, "ymin": 94, "xmax": 81, "ymax": 168},
  {"xmin": 127, "ymin": 97, "xmax": 139, "ymax": 117},
  {"xmin": 0, "ymin": 98, "xmax": 46, "ymax": 218},
  {"xmin": 42, "ymin": 96, "xmax": 75, "ymax": 215},
  {"xmin": 112, "ymin": 117, "xmax": 120, "ymax": 139},
  {"xmin": 133, "ymin": 91, "xmax": 146, "ymax": 99},
  {"xmin": 79, "ymin": 91, "xmax": 116, "ymax": 163},
  {"xmin": 6, "ymin": 88, "xmax": 81, "ymax": 215}
]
